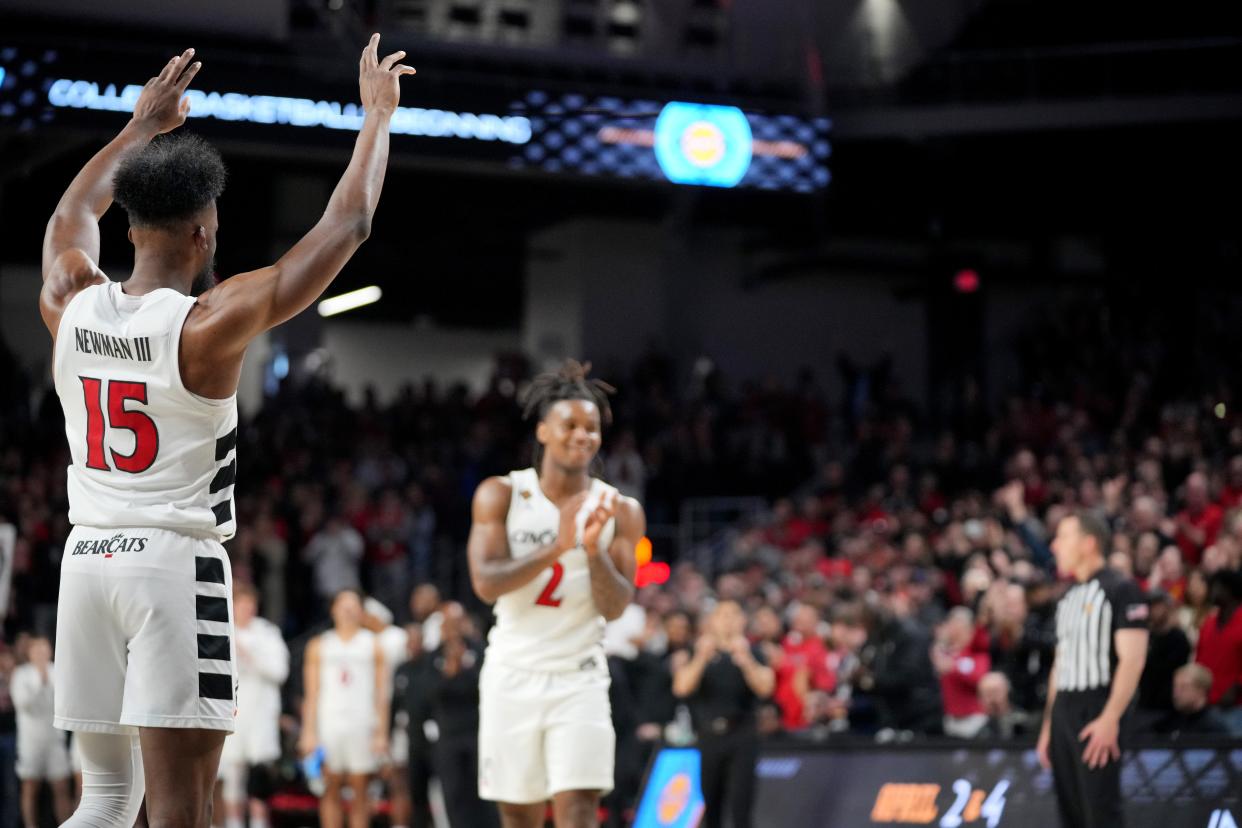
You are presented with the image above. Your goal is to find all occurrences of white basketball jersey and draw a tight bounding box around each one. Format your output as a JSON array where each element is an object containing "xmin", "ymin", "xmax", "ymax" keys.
[
  {"xmin": 52, "ymin": 282, "xmax": 238, "ymax": 541},
  {"xmin": 487, "ymin": 468, "xmax": 617, "ymax": 672},
  {"xmin": 317, "ymin": 628, "xmax": 378, "ymax": 727},
  {"xmin": 11, "ymin": 663, "xmax": 57, "ymax": 743}
]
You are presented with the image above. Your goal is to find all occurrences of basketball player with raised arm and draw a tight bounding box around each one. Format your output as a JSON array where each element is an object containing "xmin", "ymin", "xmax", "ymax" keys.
[
  {"xmin": 40, "ymin": 37, "xmax": 414, "ymax": 828},
  {"xmin": 468, "ymin": 361, "xmax": 647, "ymax": 828}
]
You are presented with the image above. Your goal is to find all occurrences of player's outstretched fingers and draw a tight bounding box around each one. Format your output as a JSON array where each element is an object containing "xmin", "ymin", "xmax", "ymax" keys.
[
  {"xmin": 161, "ymin": 49, "xmax": 194, "ymax": 83},
  {"xmin": 364, "ymin": 33, "xmax": 380, "ymax": 66},
  {"xmin": 157, "ymin": 55, "xmax": 180, "ymax": 83},
  {"xmin": 379, "ymin": 50, "xmax": 406, "ymax": 71},
  {"xmin": 175, "ymin": 60, "xmax": 202, "ymax": 92}
]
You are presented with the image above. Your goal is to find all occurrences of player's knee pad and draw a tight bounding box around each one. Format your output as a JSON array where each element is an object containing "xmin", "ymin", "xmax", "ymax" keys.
[{"xmin": 62, "ymin": 732, "xmax": 145, "ymax": 828}]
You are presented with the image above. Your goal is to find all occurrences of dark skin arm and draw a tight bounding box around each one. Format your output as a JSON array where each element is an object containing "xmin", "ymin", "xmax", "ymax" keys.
[
  {"xmin": 39, "ymin": 49, "xmax": 202, "ymax": 339},
  {"xmin": 181, "ymin": 34, "xmax": 415, "ymax": 398},
  {"xmin": 466, "ymin": 477, "xmax": 588, "ymax": 604},
  {"xmin": 583, "ymin": 491, "xmax": 642, "ymax": 622}
]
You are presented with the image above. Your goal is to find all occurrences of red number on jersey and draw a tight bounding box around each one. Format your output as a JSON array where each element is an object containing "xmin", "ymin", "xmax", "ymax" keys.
[
  {"xmin": 81, "ymin": 377, "xmax": 160, "ymax": 474},
  {"xmin": 535, "ymin": 561, "xmax": 565, "ymax": 607},
  {"xmin": 80, "ymin": 377, "xmax": 109, "ymax": 471}
]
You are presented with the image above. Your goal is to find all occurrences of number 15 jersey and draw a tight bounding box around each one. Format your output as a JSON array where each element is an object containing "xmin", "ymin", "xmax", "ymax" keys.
[
  {"xmin": 52, "ymin": 281, "xmax": 238, "ymax": 541},
  {"xmin": 488, "ymin": 468, "xmax": 617, "ymax": 672}
]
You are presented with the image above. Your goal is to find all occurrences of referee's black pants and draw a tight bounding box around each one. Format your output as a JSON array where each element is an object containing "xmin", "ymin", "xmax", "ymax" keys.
[
  {"xmin": 433, "ymin": 735, "xmax": 498, "ymax": 828},
  {"xmin": 1050, "ymin": 690, "xmax": 1125, "ymax": 828},
  {"xmin": 407, "ymin": 739, "xmax": 434, "ymax": 828},
  {"xmin": 698, "ymin": 722, "xmax": 759, "ymax": 828}
]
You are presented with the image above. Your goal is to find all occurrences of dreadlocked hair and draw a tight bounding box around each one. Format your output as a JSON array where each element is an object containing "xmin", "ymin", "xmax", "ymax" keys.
[
  {"xmin": 520, "ymin": 359, "xmax": 615, "ymax": 424},
  {"xmin": 521, "ymin": 360, "xmax": 615, "ymax": 476}
]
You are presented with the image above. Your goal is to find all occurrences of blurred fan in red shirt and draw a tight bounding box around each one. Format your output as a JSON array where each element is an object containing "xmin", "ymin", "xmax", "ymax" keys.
[
  {"xmin": 1176, "ymin": 472, "xmax": 1223, "ymax": 565},
  {"xmin": 933, "ymin": 607, "xmax": 991, "ymax": 738},
  {"xmin": 1195, "ymin": 570, "xmax": 1242, "ymax": 714}
]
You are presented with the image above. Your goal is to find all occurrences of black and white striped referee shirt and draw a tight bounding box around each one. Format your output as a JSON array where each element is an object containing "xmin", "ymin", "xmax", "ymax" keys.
[{"xmin": 1055, "ymin": 568, "xmax": 1148, "ymax": 692}]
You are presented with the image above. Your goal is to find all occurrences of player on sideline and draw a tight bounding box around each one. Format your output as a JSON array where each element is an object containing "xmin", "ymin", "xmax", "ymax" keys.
[
  {"xmin": 468, "ymin": 360, "xmax": 647, "ymax": 828},
  {"xmin": 215, "ymin": 583, "xmax": 290, "ymax": 828},
  {"xmin": 12, "ymin": 636, "xmax": 74, "ymax": 826},
  {"xmin": 40, "ymin": 37, "xmax": 414, "ymax": 828},
  {"xmin": 299, "ymin": 590, "xmax": 389, "ymax": 828}
]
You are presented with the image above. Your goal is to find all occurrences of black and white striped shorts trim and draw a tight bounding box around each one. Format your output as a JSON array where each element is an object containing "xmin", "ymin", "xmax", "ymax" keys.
[{"xmin": 194, "ymin": 554, "xmax": 235, "ymax": 707}]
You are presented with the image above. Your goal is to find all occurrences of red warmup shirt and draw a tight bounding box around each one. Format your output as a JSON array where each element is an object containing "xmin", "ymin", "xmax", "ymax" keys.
[
  {"xmin": 940, "ymin": 643, "xmax": 991, "ymax": 718},
  {"xmin": 1176, "ymin": 504, "xmax": 1223, "ymax": 565},
  {"xmin": 772, "ymin": 659, "xmax": 807, "ymax": 730},
  {"xmin": 1196, "ymin": 607, "xmax": 1242, "ymax": 706},
  {"xmin": 767, "ymin": 517, "xmax": 826, "ymax": 550},
  {"xmin": 1219, "ymin": 486, "xmax": 1242, "ymax": 511},
  {"xmin": 782, "ymin": 632, "xmax": 835, "ymax": 693}
]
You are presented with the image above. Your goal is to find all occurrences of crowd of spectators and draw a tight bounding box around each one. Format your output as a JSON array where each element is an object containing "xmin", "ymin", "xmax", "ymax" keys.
[{"xmin": 3, "ymin": 289, "xmax": 1242, "ymax": 822}]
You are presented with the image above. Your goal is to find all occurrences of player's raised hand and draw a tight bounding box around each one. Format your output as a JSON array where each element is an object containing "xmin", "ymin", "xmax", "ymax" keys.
[
  {"xmin": 581, "ymin": 490, "xmax": 617, "ymax": 553},
  {"xmin": 555, "ymin": 491, "xmax": 590, "ymax": 553},
  {"xmin": 132, "ymin": 48, "xmax": 201, "ymax": 134},
  {"xmin": 358, "ymin": 33, "xmax": 416, "ymax": 115}
]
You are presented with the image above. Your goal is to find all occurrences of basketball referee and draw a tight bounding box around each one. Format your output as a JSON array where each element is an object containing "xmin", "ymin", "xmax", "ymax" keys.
[{"xmin": 1037, "ymin": 512, "xmax": 1149, "ymax": 828}]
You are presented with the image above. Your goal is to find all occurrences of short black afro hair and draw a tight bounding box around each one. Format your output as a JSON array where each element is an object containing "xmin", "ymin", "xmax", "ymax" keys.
[{"xmin": 113, "ymin": 133, "xmax": 226, "ymax": 228}]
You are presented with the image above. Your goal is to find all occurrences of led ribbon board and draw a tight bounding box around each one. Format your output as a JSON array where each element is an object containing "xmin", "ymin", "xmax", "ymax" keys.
[
  {"xmin": 1, "ymin": 46, "xmax": 830, "ymax": 193},
  {"xmin": 44, "ymin": 78, "xmax": 533, "ymax": 144},
  {"xmin": 509, "ymin": 91, "xmax": 830, "ymax": 192},
  {"xmin": 635, "ymin": 745, "xmax": 1242, "ymax": 827}
]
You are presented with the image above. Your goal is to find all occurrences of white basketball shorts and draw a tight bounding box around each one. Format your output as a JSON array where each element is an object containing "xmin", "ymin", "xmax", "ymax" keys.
[
  {"xmin": 219, "ymin": 715, "xmax": 281, "ymax": 768},
  {"xmin": 54, "ymin": 526, "xmax": 238, "ymax": 734},
  {"xmin": 16, "ymin": 732, "xmax": 72, "ymax": 781},
  {"xmin": 477, "ymin": 656, "xmax": 615, "ymax": 804},
  {"xmin": 321, "ymin": 722, "xmax": 379, "ymax": 776}
]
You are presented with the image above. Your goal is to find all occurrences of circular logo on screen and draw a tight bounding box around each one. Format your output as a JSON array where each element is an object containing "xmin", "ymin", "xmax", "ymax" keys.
[
  {"xmin": 654, "ymin": 102, "xmax": 753, "ymax": 188},
  {"xmin": 680, "ymin": 121, "xmax": 727, "ymax": 168},
  {"xmin": 657, "ymin": 772, "xmax": 692, "ymax": 823}
]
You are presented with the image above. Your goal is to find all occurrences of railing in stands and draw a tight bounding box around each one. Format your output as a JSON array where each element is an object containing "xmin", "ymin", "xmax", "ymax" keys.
[{"xmin": 677, "ymin": 496, "xmax": 768, "ymax": 580}]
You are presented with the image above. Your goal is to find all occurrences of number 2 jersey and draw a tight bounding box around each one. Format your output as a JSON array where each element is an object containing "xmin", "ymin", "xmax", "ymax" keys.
[
  {"xmin": 487, "ymin": 467, "xmax": 618, "ymax": 673},
  {"xmin": 52, "ymin": 281, "xmax": 238, "ymax": 541}
]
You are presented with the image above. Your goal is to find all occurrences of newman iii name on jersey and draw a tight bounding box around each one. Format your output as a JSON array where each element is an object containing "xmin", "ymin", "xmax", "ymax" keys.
[{"xmin": 73, "ymin": 327, "xmax": 153, "ymax": 362}]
